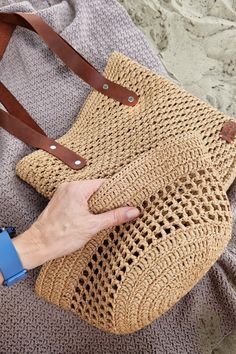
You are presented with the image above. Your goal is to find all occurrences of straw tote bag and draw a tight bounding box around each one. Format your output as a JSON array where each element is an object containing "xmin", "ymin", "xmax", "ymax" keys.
[{"xmin": 0, "ymin": 13, "xmax": 235, "ymax": 334}]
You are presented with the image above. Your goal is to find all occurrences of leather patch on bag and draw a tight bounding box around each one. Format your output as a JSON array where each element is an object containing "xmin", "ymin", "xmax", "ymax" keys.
[{"xmin": 221, "ymin": 121, "xmax": 236, "ymax": 143}]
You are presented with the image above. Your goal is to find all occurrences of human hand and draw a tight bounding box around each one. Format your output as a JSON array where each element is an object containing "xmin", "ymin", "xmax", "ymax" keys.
[{"xmin": 13, "ymin": 179, "xmax": 140, "ymax": 270}]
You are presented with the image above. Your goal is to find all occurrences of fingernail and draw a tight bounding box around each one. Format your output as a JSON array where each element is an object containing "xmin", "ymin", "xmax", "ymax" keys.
[{"xmin": 126, "ymin": 208, "xmax": 140, "ymax": 220}]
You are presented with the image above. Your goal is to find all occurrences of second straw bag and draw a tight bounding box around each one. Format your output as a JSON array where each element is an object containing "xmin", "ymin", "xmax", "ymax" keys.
[
  {"xmin": 0, "ymin": 13, "xmax": 235, "ymax": 334},
  {"xmin": 34, "ymin": 134, "xmax": 232, "ymax": 334}
]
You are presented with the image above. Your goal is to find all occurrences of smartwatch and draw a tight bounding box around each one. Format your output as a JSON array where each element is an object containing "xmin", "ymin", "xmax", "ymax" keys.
[{"xmin": 0, "ymin": 228, "xmax": 27, "ymax": 286}]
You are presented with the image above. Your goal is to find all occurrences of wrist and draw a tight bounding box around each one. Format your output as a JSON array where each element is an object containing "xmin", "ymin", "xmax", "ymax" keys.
[
  {"xmin": 0, "ymin": 229, "xmax": 29, "ymax": 286},
  {"xmin": 13, "ymin": 226, "xmax": 48, "ymax": 270}
]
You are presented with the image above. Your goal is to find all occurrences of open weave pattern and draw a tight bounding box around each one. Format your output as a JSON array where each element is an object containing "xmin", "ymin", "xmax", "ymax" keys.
[
  {"xmin": 1, "ymin": 1, "xmax": 236, "ymax": 353},
  {"xmin": 16, "ymin": 52, "xmax": 236, "ymax": 197},
  {"xmin": 35, "ymin": 135, "xmax": 232, "ymax": 334}
]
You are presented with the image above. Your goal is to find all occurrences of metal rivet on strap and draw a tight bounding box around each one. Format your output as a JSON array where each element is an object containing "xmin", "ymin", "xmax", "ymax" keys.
[
  {"xmin": 128, "ymin": 96, "xmax": 134, "ymax": 103},
  {"xmin": 103, "ymin": 83, "xmax": 109, "ymax": 90},
  {"xmin": 75, "ymin": 160, "xmax": 81, "ymax": 166},
  {"xmin": 50, "ymin": 145, "xmax": 57, "ymax": 150}
]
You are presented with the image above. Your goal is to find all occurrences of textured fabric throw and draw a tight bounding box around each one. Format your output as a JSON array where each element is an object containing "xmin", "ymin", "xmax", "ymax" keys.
[{"xmin": 0, "ymin": 0, "xmax": 236, "ymax": 353}]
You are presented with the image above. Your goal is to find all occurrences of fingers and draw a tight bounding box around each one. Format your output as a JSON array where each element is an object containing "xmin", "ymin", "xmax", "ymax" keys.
[
  {"xmin": 94, "ymin": 207, "xmax": 140, "ymax": 232},
  {"xmin": 80, "ymin": 179, "xmax": 107, "ymax": 199},
  {"xmin": 56, "ymin": 179, "xmax": 107, "ymax": 201}
]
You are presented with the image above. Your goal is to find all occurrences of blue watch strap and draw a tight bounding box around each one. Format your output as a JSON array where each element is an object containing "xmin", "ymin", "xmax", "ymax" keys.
[
  {"xmin": 0, "ymin": 226, "xmax": 16, "ymax": 238},
  {"xmin": 0, "ymin": 230, "xmax": 27, "ymax": 286}
]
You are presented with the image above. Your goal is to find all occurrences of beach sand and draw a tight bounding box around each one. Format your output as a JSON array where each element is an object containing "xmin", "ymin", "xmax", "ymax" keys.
[
  {"xmin": 118, "ymin": 1, "xmax": 236, "ymax": 353},
  {"xmin": 119, "ymin": 0, "xmax": 236, "ymax": 117}
]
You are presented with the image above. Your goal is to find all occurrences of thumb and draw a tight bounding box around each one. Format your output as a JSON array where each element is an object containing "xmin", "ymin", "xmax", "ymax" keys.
[{"xmin": 94, "ymin": 206, "xmax": 140, "ymax": 232}]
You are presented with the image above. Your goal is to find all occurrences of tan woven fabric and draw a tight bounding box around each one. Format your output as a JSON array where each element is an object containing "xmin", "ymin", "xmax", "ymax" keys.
[
  {"xmin": 16, "ymin": 52, "xmax": 236, "ymax": 196},
  {"xmin": 15, "ymin": 51, "xmax": 235, "ymax": 333},
  {"xmin": 35, "ymin": 135, "xmax": 232, "ymax": 334}
]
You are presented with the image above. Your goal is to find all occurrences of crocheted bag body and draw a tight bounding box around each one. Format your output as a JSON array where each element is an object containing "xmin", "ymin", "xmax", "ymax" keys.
[
  {"xmin": 15, "ymin": 52, "xmax": 234, "ymax": 333},
  {"xmin": 35, "ymin": 135, "xmax": 232, "ymax": 334},
  {"xmin": 16, "ymin": 52, "xmax": 236, "ymax": 196}
]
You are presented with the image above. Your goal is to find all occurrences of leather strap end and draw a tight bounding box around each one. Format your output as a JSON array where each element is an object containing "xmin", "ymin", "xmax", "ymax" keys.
[
  {"xmin": 0, "ymin": 109, "xmax": 87, "ymax": 170},
  {"xmin": 221, "ymin": 120, "xmax": 236, "ymax": 143},
  {"xmin": 102, "ymin": 80, "xmax": 139, "ymax": 107},
  {"xmin": 42, "ymin": 139, "xmax": 87, "ymax": 170}
]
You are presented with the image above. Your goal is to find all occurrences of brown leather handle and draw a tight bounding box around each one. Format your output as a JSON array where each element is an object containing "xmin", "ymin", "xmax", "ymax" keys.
[
  {"xmin": 0, "ymin": 12, "xmax": 139, "ymax": 106},
  {"xmin": 0, "ymin": 82, "xmax": 86, "ymax": 170},
  {"xmin": 0, "ymin": 82, "xmax": 46, "ymax": 135},
  {"xmin": 0, "ymin": 21, "xmax": 16, "ymax": 58}
]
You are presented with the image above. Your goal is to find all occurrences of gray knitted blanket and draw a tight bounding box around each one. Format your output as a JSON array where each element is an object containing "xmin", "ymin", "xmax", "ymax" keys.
[{"xmin": 0, "ymin": 1, "xmax": 235, "ymax": 353}]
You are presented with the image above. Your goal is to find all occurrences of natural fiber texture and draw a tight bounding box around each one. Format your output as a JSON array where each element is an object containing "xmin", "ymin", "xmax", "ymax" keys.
[
  {"xmin": 16, "ymin": 52, "xmax": 236, "ymax": 196},
  {"xmin": 35, "ymin": 135, "xmax": 232, "ymax": 334},
  {"xmin": 1, "ymin": 0, "xmax": 236, "ymax": 352}
]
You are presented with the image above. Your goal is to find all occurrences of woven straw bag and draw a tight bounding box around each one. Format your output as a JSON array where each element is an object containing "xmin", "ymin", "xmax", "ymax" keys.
[
  {"xmin": 35, "ymin": 134, "xmax": 232, "ymax": 334},
  {"xmin": 0, "ymin": 13, "xmax": 235, "ymax": 334},
  {"xmin": 16, "ymin": 50, "xmax": 236, "ymax": 195}
]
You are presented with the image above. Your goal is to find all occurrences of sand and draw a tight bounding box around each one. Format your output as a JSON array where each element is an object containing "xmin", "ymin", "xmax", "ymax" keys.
[
  {"xmin": 119, "ymin": 0, "xmax": 236, "ymax": 118},
  {"xmin": 118, "ymin": 0, "xmax": 236, "ymax": 353}
]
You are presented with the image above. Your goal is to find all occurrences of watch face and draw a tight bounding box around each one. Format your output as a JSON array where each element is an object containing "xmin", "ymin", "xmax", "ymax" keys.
[{"xmin": 0, "ymin": 227, "xmax": 16, "ymax": 238}]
